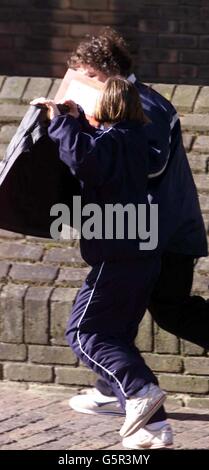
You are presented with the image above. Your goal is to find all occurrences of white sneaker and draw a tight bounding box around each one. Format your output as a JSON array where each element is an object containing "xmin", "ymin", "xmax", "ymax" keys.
[
  {"xmin": 69, "ymin": 388, "xmax": 125, "ymax": 416},
  {"xmin": 122, "ymin": 423, "xmax": 173, "ymax": 449},
  {"xmin": 120, "ymin": 383, "xmax": 166, "ymax": 438}
]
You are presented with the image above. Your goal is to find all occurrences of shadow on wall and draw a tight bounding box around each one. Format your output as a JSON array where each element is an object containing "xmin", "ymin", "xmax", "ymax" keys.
[{"xmin": 0, "ymin": 0, "xmax": 208, "ymax": 84}]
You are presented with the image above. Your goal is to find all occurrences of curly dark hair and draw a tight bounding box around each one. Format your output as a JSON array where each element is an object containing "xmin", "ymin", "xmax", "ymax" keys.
[{"xmin": 68, "ymin": 27, "xmax": 132, "ymax": 77}]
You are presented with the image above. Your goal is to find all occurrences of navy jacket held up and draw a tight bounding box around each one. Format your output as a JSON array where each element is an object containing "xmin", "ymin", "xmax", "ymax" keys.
[{"xmin": 0, "ymin": 105, "xmax": 80, "ymax": 238}]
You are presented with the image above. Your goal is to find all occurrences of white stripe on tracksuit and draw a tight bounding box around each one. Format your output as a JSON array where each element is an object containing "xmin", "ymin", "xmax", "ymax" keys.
[
  {"xmin": 127, "ymin": 73, "xmax": 179, "ymax": 180},
  {"xmin": 76, "ymin": 261, "xmax": 128, "ymax": 398}
]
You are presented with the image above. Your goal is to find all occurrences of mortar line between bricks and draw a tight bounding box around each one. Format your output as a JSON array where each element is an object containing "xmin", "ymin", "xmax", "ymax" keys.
[
  {"xmin": 4, "ymin": 258, "xmax": 43, "ymax": 264},
  {"xmin": 22, "ymin": 284, "xmax": 30, "ymax": 348},
  {"xmin": 46, "ymin": 78, "xmax": 56, "ymax": 99},
  {"xmin": 6, "ymin": 263, "xmax": 12, "ymax": 279},
  {"xmin": 0, "ymin": 280, "xmax": 7, "ymax": 295},
  {"xmin": 53, "ymin": 264, "xmax": 61, "ymax": 283},
  {"xmin": 0, "ymin": 399, "xmax": 65, "ymax": 419},
  {"xmin": 192, "ymin": 85, "xmax": 202, "ymax": 113},
  {"xmin": 205, "ymin": 156, "xmax": 209, "ymax": 174},
  {"xmin": 151, "ymin": 315, "xmax": 154, "ymax": 352},
  {"xmin": 0, "ymin": 418, "xmax": 44, "ymax": 436},
  {"xmin": 170, "ymin": 84, "xmax": 177, "ymax": 102},
  {"xmin": 47, "ymin": 286, "xmax": 56, "ymax": 375},
  {"xmin": 39, "ymin": 244, "xmax": 46, "ymax": 263},
  {"xmin": 27, "ymin": 439, "xmax": 64, "ymax": 451},
  {"xmin": 0, "ymin": 413, "xmax": 20, "ymax": 424},
  {"xmin": 20, "ymin": 77, "xmax": 30, "ymax": 103},
  {"xmin": 0, "ymin": 77, "xmax": 6, "ymax": 93},
  {"xmin": 99, "ymin": 440, "xmax": 122, "ymax": 450},
  {"xmin": 8, "ymin": 425, "xmax": 75, "ymax": 445},
  {"xmin": 189, "ymin": 134, "xmax": 197, "ymax": 154},
  {"xmin": 1, "ymin": 436, "xmax": 59, "ymax": 451}
]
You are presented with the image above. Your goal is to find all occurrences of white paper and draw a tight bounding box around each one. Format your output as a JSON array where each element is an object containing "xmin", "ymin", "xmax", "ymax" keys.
[{"xmin": 64, "ymin": 79, "xmax": 101, "ymax": 116}]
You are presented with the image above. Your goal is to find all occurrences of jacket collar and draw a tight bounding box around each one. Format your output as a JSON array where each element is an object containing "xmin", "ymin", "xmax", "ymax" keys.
[{"xmin": 127, "ymin": 73, "xmax": 137, "ymax": 84}]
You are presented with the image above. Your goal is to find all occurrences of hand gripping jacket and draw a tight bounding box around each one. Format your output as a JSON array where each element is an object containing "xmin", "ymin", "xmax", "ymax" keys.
[{"xmin": 0, "ymin": 105, "xmax": 80, "ymax": 238}]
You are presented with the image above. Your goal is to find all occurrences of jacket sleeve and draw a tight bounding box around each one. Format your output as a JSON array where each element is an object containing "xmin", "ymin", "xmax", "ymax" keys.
[
  {"xmin": 144, "ymin": 120, "xmax": 171, "ymax": 179},
  {"xmin": 139, "ymin": 82, "xmax": 181, "ymax": 179},
  {"xmin": 48, "ymin": 114, "xmax": 114, "ymax": 186},
  {"xmin": 145, "ymin": 109, "xmax": 182, "ymax": 179}
]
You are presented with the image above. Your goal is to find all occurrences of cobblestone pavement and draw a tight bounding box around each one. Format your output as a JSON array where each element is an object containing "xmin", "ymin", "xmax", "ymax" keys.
[{"xmin": 0, "ymin": 384, "xmax": 209, "ymax": 450}]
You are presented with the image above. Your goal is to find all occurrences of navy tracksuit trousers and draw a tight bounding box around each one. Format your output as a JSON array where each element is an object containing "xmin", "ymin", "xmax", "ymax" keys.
[{"xmin": 66, "ymin": 257, "xmax": 166, "ymax": 420}]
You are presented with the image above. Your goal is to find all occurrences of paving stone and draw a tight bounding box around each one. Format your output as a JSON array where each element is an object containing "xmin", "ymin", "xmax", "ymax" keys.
[
  {"xmin": 22, "ymin": 78, "xmax": 52, "ymax": 102},
  {"xmin": 187, "ymin": 153, "xmax": 209, "ymax": 173},
  {"xmin": 0, "ymin": 261, "xmax": 10, "ymax": 280},
  {"xmin": 0, "ymin": 242, "xmax": 43, "ymax": 261},
  {"xmin": 0, "ymin": 284, "xmax": 27, "ymax": 343},
  {"xmin": 181, "ymin": 340, "xmax": 205, "ymax": 356},
  {"xmin": 172, "ymin": 85, "xmax": 199, "ymax": 112},
  {"xmin": 43, "ymin": 247, "xmax": 85, "ymax": 266},
  {"xmin": 154, "ymin": 324, "xmax": 180, "ymax": 354},
  {"xmin": 196, "ymin": 256, "xmax": 209, "ymax": 274},
  {"xmin": 185, "ymin": 397, "xmax": 209, "ymax": 409},
  {"xmin": 50, "ymin": 288, "xmax": 78, "ymax": 346},
  {"xmin": 0, "ymin": 143, "xmax": 7, "ymax": 159},
  {"xmin": 192, "ymin": 273, "xmax": 209, "ymax": 294},
  {"xmin": 159, "ymin": 373, "xmax": 209, "ymax": 393},
  {"xmin": 47, "ymin": 79, "xmax": 62, "ymax": 99},
  {"xmin": 29, "ymin": 345, "xmax": 77, "ymax": 365},
  {"xmin": 151, "ymin": 83, "xmax": 175, "ymax": 101},
  {"xmin": 182, "ymin": 132, "xmax": 194, "ymax": 152},
  {"xmin": 135, "ymin": 311, "xmax": 153, "ymax": 352},
  {"xmin": 0, "ymin": 229, "xmax": 23, "ymax": 239},
  {"xmin": 55, "ymin": 367, "xmax": 97, "ymax": 386},
  {"xmin": 180, "ymin": 113, "xmax": 209, "ymax": 132},
  {"xmin": 56, "ymin": 267, "xmax": 89, "ymax": 286},
  {"xmin": 0, "ymin": 104, "xmax": 28, "ymax": 122},
  {"xmin": 0, "ymin": 343, "xmax": 26, "ymax": 361},
  {"xmin": 194, "ymin": 86, "xmax": 209, "ymax": 113},
  {"xmin": 10, "ymin": 263, "xmax": 58, "ymax": 283},
  {"xmin": 25, "ymin": 287, "xmax": 53, "ymax": 344},
  {"xmin": 0, "ymin": 76, "xmax": 5, "ymax": 90},
  {"xmin": 142, "ymin": 353, "xmax": 183, "ymax": 373},
  {"xmin": 0, "ymin": 77, "xmax": 28, "ymax": 101},
  {"xmin": 184, "ymin": 357, "xmax": 209, "ymax": 375},
  {"xmin": 0, "ymin": 125, "xmax": 17, "ymax": 143},
  {"xmin": 4, "ymin": 363, "xmax": 53, "ymax": 383},
  {"xmin": 199, "ymin": 194, "xmax": 209, "ymax": 213},
  {"xmin": 193, "ymin": 135, "xmax": 209, "ymax": 154},
  {"xmin": 193, "ymin": 174, "xmax": 209, "ymax": 194}
]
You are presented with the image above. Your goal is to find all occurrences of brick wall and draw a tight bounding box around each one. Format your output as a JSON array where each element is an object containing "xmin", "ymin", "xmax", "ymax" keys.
[
  {"xmin": 0, "ymin": 0, "xmax": 209, "ymax": 84},
  {"xmin": 0, "ymin": 75, "xmax": 209, "ymax": 407}
]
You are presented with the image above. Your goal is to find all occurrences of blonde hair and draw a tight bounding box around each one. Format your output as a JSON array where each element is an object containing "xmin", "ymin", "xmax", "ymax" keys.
[{"xmin": 94, "ymin": 76, "xmax": 148, "ymax": 125}]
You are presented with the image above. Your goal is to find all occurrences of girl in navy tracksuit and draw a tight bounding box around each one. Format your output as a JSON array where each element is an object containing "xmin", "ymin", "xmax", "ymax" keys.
[{"xmin": 39, "ymin": 77, "xmax": 167, "ymax": 437}]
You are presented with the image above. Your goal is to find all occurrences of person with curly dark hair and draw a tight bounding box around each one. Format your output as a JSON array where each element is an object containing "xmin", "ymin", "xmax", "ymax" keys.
[
  {"xmin": 66, "ymin": 27, "xmax": 208, "ymax": 450},
  {"xmin": 69, "ymin": 27, "xmax": 132, "ymax": 80}
]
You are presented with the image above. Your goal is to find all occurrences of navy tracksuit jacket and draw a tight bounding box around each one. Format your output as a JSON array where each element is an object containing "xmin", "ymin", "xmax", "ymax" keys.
[
  {"xmin": 48, "ymin": 116, "xmax": 164, "ymax": 410},
  {"xmin": 132, "ymin": 77, "xmax": 207, "ymax": 258}
]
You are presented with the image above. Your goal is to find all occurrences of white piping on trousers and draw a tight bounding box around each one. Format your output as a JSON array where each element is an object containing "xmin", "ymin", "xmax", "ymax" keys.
[{"xmin": 76, "ymin": 261, "xmax": 128, "ymax": 398}]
